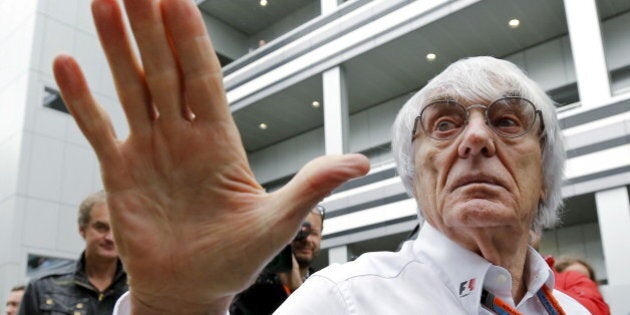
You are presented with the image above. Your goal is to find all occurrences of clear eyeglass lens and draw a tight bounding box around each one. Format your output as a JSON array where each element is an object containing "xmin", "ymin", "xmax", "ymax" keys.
[
  {"xmin": 487, "ymin": 98, "xmax": 535, "ymax": 137},
  {"xmin": 421, "ymin": 101, "xmax": 466, "ymax": 140},
  {"xmin": 419, "ymin": 98, "xmax": 536, "ymax": 140}
]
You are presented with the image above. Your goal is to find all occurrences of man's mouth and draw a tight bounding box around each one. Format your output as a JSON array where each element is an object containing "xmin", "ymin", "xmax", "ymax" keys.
[
  {"xmin": 295, "ymin": 247, "xmax": 312, "ymax": 254},
  {"xmin": 100, "ymin": 243, "xmax": 115, "ymax": 250},
  {"xmin": 450, "ymin": 174, "xmax": 505, "ymax": 191}
]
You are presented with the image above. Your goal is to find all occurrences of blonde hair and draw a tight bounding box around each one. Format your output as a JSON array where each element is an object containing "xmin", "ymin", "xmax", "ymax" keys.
[{"xmin": 78, "ymin": 191, "xmax": 107, "ymax": 229}]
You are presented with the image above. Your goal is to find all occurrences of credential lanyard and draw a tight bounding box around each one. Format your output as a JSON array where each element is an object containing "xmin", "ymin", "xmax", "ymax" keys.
[{"xmin": 480, "ymin": 286, "xmax": 566, "ymax": 315}]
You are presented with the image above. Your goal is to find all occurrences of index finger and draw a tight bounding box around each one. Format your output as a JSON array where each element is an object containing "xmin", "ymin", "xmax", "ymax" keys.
[{"xmin": 53, "ymin": 55, "xmax": 120, "ymax": 167}]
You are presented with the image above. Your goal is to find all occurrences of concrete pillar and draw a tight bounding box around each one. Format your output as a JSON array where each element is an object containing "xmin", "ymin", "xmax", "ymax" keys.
[
  {"xmin": 563, "ymin": 0, "xmax": 611, "ymax": 107},
  {"xmin": 329, "ymin": 245, "xmax": 349, "ymax": 264},
  {"xmin": 323, "ymin": 67, "xmax": 349, "ymax": 155},
  {"xmin": 0, "ymin": 0, "xmax": 37, "ymax": 304},
  {"xmin": 595, "ymin": 187, "xmax": 630, "ymax": 285}
]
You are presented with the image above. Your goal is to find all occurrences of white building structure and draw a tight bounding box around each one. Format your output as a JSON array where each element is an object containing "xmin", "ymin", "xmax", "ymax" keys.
[{"xmin": 1, "ymin": 0, "xmax": 629, "ymax": 312}]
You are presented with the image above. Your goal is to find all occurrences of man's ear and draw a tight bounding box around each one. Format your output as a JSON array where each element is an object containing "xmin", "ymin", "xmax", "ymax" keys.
[
  {"xmin": 539, "ymin": 181, "xmax": 547, "ymax": 203},
  {"xmin": 79, "ymin": 227, "xmax": 86, "ymax": 239}
]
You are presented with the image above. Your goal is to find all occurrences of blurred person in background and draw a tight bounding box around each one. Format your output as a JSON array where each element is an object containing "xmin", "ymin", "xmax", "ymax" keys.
[
  {"xmin": 530, "ymin": 232, "xmax": 610, "ymax": 315},
  {"xmin": 5, "ymin": 285, "xmax": 24, "ymax": 315},
  {"xmin": 553, "ymin": 256, "xmax": 610, "ymax": 315},
  {"xmin": 19, "ymin": 191, "xmax": 127, "ymax": 315},
  {"xmin": 555, "ymin": 257, "xmax": 597, "ymax": 281},
  {"xmin": 230, "ymin": 206, "xmax": 324, "ymax": 315}
]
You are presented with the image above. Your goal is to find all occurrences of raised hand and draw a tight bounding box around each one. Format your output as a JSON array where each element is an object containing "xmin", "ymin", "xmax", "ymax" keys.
[{"xmin": 52, "ymin": 0, "xmax": 369, "ymax": 314}]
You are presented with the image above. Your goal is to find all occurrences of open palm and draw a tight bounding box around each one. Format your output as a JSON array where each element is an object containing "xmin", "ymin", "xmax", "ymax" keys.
[{"xmin": 52, "ymin": 0, "xmax": 369, "ymax": 314}]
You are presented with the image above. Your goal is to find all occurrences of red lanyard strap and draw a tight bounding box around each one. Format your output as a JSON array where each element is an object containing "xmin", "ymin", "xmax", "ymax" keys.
[
  {"xmin": 481, "ymin": 286, "xmax": 566, "ymax": 315},
  {"xmin": 481, "ymin": 289, "xmax": 521, "ymax": 315}
]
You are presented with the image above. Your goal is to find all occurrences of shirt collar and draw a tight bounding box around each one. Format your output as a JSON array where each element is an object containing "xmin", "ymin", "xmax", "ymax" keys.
[
  {"xmin": 521, "ymin": 247, "xmax": 555, "ymax": 305},
  {"xmin": 413, "ymin": 223, "xmax": 491, "ymax": 313},
  {"xmin": 412, "ymin": 223, "xmax": 555, "ymax": 312},
  {"xmin": 75, "ymin": 251, "xmax": 127, "ymax": 290}
]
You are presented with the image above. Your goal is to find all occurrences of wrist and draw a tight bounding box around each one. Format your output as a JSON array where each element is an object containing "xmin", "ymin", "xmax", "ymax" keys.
[{"xmin": 129, "ymin": 291, "xmax": 233, "ymax": 315}]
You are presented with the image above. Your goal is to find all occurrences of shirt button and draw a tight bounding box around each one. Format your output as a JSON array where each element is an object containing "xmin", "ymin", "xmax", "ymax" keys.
[
  {"xmin": 497, "ymin": 274, "xmax": 507, "ymax": 284},
  {"xmin": 74, "ymin": 312, "xmax": 81, "ymax": 315},
  {"xmin": 76, "ymin": 303, "xmax": 84, "ymax": 309},
  {"xmin": 46, "ymin": 299, "xmax": 53, "ymax": 305}
]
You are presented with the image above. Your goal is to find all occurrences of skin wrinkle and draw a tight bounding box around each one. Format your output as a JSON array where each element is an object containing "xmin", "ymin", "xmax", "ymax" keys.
[
  {"xmin": 170, "ymin": 169, "xmax": 258, "ymax": 218},
  {"xmin": 186, "ymin": 72, "xmax": 227, "ymax": 100},
  {"xmin": 129, "ymin": 196, "xmax": 259, "ymax": 300},
  {"xmin": 187, "ymin": 214, "xmax": 250, "ymax": 271}
]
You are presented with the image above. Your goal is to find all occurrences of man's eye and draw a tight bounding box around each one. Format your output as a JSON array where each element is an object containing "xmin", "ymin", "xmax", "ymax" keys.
[
  {"xmin": 435, "ymin": 119, "xmax": 457, "ymax": 131},
  {"xmin": 93, "ymin": 223, "xmax": 109, "ymax": 232},
  {"xmin": 496, "ymin": 117, "xmax": 518, "ymax": 127}
]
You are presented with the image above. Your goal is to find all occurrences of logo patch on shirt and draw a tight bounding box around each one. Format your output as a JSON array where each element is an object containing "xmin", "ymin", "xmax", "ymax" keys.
[{"xmin": 459, "ymin": 278, "xmax": 476, "ymax": 297}]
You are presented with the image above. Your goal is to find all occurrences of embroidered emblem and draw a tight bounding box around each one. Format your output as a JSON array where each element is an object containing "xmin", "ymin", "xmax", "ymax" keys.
[{"xmin": 459, "ymin": 278, "xmax": 476, "ymax": 297}]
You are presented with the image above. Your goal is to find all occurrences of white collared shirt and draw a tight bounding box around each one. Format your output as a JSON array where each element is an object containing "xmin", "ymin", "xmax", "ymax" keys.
[
  {"xmin": 274, "ymin": 223, "xmax": 588, "ymax": 314},
  {"xmin": 113, "ymin": 223, "xmax": 588, "ymax": 315}
]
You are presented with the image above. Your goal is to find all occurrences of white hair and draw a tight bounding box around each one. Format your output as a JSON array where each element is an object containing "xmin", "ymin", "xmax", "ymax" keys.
[{"xmin": 391, "ymin": 56, "xmax": 565, "ymax": 232}]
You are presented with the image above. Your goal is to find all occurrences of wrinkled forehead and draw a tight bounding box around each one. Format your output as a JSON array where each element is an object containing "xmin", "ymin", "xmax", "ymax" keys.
[
  {"xmin": 418, "ymin": 64, "xmax": 534, "ymax": 110},
  {"xmin": 421, "ymin": 85, "xmax": 530, "ymax": 110},
  {"xmin": 425, "ymin": 90, "xmax": 525, "ymax": 106}
]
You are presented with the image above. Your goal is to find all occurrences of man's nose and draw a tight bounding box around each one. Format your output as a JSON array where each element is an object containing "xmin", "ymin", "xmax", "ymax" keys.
[
  {"xmin": 105, "ymin": 230, "xmax": 114, "ymax": 242},
  {"xmin": 457, "ymin": 112, "xmax": 496, "ymax": 158},
  {"xmin": 306, "ymin": 234, "xmax": 318, "ymax": 243}
]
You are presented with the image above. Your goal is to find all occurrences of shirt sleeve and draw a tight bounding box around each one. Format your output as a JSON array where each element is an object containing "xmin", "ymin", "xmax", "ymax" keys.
[
  {"xmin": 274, "ymin": 275, "xmax": 349, "ymax": 315},
  {"xmin": 113, "ymin": 291, "xmax": 130, "ymax": 315}
]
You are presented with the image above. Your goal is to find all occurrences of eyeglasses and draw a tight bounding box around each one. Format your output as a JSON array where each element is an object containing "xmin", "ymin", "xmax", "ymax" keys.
[
  {"xmin": 313, "ymin": 205, "xmax": 325, "ymax": 221},
  {"xmin": 411, "ymin": 96, "xmax": 544, "ymax": 141}
]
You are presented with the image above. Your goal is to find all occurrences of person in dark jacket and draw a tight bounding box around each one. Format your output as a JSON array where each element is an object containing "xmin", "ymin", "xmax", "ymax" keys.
[
  {"xmin": 19, "ymin": 191, "xmax": 127, "ymax": 315},
  {"xmin": 230, "ymin": 206, "xmax": 324, "ymax": 315}
]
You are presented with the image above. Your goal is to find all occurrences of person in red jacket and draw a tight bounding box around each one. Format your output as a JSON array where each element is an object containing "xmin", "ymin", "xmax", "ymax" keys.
[
  {"xmin": 551, "ymin": 257, "xmax": 610, "ymax": 315},
  {"xmin": 530, "ymin": 231, "xmax": 610, "ymax": 315},
  {"xmin": 547, "ymin": 257, "xmax": 610, "ymax": 315}
]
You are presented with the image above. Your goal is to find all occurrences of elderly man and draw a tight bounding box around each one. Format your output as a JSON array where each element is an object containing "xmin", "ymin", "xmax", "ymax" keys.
[
  {"xmin": 53, "ymin": 0, "xmax": 586, "ymax": 314},
  {"xmin": 274, "ymin": 56, "xmax": 585, "ymax": 314}
]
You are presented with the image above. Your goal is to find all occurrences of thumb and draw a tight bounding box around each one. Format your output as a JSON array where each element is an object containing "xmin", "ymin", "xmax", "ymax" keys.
[{"xmin": 271, "ymin": 153, "xmax": 370, "ymax": 230}]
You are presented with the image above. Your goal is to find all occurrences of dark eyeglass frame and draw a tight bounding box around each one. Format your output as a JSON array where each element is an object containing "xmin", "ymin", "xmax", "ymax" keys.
[{"xmin": 411, "ymin": 96, "xmax": 545, "ymax": 141}]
